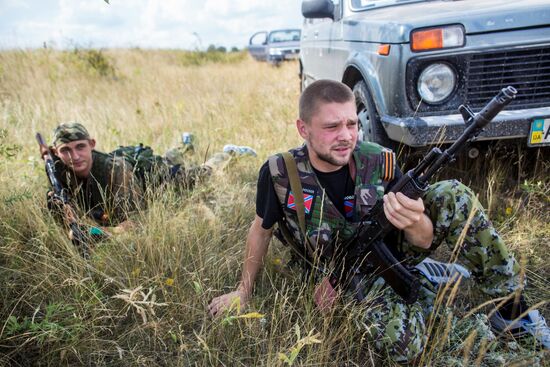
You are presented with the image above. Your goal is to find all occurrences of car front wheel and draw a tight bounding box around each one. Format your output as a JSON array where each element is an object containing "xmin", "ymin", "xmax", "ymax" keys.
[{"xmin": 353, "ymin": 80, "xmax": 392, "ymax": 148}]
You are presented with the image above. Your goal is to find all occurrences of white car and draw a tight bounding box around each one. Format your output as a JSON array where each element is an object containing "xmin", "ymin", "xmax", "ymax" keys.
[{"xmin": 249, "ymin": 29, "xmax": 301, "ymax": 66}]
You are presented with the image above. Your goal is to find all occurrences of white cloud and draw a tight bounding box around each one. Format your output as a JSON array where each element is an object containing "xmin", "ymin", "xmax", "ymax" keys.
[{"xmin": 0, "ymin": 0, "xmax": 303, "ymax": 49}]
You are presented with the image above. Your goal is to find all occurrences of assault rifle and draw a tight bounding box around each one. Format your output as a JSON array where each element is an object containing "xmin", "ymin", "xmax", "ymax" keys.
[
  {"xmin": 340, "ymin": 86, "xmax": 517, "ymax": 304},
  {"xmin": 36, "ymin": 133, "xmax": 90, "ymax": 259}
]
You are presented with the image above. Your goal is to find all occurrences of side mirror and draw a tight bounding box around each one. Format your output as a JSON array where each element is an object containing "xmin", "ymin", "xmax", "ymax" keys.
[{"xmin": 302, "ymin": 0, "xmax": 335, "ymax": 19}]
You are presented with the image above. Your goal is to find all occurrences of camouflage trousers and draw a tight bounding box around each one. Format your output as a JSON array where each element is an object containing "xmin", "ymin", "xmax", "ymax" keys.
[{"xmin": 358, "ymin": 179, "xmax": 521, "ymax": 363}]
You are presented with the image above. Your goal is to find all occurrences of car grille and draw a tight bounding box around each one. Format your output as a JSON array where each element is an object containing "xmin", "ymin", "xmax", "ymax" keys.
[
  {"xmin": 282, "ymin": 49, "xmax": 300, "ymax": 55},
  {"xmin": 465, "ymin": 46, "xmax": 550, "ymax": 110}
]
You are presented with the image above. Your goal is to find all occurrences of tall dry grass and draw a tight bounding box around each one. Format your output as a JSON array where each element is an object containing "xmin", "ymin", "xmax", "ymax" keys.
[{"xmin": 0, "ymin": 49, "xmax": 548, "ymax": 366}]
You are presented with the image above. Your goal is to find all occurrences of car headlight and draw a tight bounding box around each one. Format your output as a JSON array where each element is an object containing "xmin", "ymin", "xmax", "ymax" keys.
[
  {"xmin": 417, "ymin": 63, "xmax": 456, "ymax": 104},
  {"xmin": 268, "ymin": 48, "xmax": 282, "ymax": 56}
]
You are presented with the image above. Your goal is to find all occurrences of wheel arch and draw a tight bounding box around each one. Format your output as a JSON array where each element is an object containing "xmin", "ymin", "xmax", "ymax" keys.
[
  {"xmin": 341, "ymin": 60, "xmax": 387, "ymax": 117},
  {"xmin": 343, "ymin": 63, "xmax": 396, "ymax": 148}
]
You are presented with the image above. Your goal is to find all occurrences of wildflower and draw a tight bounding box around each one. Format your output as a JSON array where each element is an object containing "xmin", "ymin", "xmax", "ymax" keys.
[
  {"xmin": 165, "ymin": 278, "xmax": 175, "ymax": 286},
  {"xmin": 505, "ymin": 207, "xmax": 513, "ymax": 216},
  {"xmin": 238, "ymin": 312, "xmax": 265, "ymax": 319},
  {"xmin": 221, "ymin": 312, "xmax": 265, "ymax": 326}
]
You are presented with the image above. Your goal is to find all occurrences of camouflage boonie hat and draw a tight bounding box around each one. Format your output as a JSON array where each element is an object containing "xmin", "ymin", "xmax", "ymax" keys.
[{"xmin": 52, "ymin": 122, "xmax": 90, "ymax": 146}]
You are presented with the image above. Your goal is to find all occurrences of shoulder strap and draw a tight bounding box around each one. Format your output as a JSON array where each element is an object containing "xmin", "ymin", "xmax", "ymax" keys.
[
  {"xmin": 279, "ymin": 152, "xmax": 320, "ymax": 263},
  {"xmin": 282, "ymin": 152, "xmax": 306, "ymax": 235}
]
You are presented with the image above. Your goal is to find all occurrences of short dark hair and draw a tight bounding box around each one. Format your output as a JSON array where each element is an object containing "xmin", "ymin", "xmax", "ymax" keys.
[{"xmin": 299, "ymin": 80, "xmax": 354, "ymax": 123}]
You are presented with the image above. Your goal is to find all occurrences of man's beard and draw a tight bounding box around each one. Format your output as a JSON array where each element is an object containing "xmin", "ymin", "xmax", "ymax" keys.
[{"xmin": 316, "ymin": 146, "xmax": 352, "ymax": 167}]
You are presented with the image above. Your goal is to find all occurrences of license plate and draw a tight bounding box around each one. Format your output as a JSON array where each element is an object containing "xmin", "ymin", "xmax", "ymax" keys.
[{"xmin": 528, "ymin": 118, "xmax": 550, "ymax": 147}]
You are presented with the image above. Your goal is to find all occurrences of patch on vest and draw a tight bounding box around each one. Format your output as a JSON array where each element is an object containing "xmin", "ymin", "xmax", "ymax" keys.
[
  {"xmin": 382, "ymin": 150, "xmax": 395, "ymax": 182},
  {"xmin": 285, "ymin": 186, "xmax": 316, "ymax": 217},
  {"xmin": 359, "ymin": 187, "xmax": 378, "ymax": 207}
]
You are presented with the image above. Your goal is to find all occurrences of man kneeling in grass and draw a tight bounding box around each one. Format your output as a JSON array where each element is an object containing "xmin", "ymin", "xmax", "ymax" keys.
[
  {"xmin": 39, "ymin": 122, "xmax": 231, "ymax": 236},
  {"xmin": 208, "ymin": 80, "xmax": 549, "ymax": 363}
]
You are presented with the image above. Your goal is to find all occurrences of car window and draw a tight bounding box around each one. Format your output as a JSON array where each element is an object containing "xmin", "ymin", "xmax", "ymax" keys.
[
  {"xmin": 350, "ymin": 0, "xmax": 426, "ymax": 11},
  {"xmin": 250, "ymin": 32, "xmax": 267, "ymax": 45},
  {"xmin": 268, "ymin": 30, "xmax": 301, "ymax": 43}
]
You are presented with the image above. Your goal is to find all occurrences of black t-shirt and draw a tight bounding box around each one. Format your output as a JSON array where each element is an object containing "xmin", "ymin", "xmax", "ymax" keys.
[
  {"xmin": 312, "ymin": 164, "xmax": 356, "ymax": 220},
  {"xmin": 256, "ymin": 161, "xmax": 290, "ymax": 230}
]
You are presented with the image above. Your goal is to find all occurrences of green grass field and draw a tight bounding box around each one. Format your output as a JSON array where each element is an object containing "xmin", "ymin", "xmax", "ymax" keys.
[{"xmin": 0, "ymin": 49, "xmax": 548, "ymax": 366}]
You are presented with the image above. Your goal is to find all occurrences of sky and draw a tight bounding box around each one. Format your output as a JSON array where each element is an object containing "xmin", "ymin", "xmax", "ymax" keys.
[{"xmin": 0, "ymin": 0, "xmax": 304, "ymax": 50}]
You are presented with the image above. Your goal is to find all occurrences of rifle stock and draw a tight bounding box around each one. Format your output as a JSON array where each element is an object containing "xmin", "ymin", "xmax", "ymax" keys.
[
  {"xmin": 342, "ymin": 86, "xmax": 517, "ymax": 304},
  {"xmin": 36, "ymin": 133, "xmax": 89, "ymax": 258}
]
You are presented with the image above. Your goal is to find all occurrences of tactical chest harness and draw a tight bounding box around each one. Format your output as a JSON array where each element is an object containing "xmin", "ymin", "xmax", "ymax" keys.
[{"xmin": 270, "ymin": 143, "xmax": 397, "ymax": 278}]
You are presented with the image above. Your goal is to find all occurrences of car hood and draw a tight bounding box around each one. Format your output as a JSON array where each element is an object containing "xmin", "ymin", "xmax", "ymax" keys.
[{"xmin": 344, "ymin": 0, "xmax": 550, "ymax": 43}]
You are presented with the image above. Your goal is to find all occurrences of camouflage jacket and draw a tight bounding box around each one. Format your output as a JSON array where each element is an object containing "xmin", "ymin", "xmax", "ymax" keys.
[
  {"xmin": 268, "ymin": 142, "xmax": 396, "ymax": 262},
  {"xmin": 54, "ymin": 150, "xmax": 144, "ymax": 226}
]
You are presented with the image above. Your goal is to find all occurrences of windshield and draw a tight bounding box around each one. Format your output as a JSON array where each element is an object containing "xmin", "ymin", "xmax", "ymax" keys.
[
  {"xmin": 268, "ymin": 30, "xmax": 301, "ymax": 43},
  {"xmin": 350, "ymin": 0, "xmax": 426, "ymax": 11}
]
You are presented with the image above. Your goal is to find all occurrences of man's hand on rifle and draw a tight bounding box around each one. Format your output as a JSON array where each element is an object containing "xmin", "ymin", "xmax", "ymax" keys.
[
  {"xmin": 383, "ymin": 192, "xmax": 433, "ymax": 249},
  {"xmin": 39, "ymin": 144, "xmax": 53, "ymax": 160}
]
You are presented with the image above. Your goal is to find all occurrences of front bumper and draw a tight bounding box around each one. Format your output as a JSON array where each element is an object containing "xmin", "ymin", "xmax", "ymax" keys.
[
  {"xmin": 381, "ymin": 106, "xmax": 550, "ymax": 147},
  {"xmin": 267, "ymin": 48, "xmax": 300, "ymax": 62}
]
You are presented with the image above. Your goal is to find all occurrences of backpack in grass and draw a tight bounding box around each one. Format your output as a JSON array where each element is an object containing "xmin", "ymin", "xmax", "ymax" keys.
[{"xmin": 110, "ymin": 144, "xmax": 166, "ymax": 184}]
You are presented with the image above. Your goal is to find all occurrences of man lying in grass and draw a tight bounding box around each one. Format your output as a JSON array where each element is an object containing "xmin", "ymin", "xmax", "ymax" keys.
[
  {"xmin": 39, "ymin": 122, "xmax": 230, "ymax": 236},
  {"xmin": 209, "ymin": 80, "xmax": 549, "ymax": 363}
]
